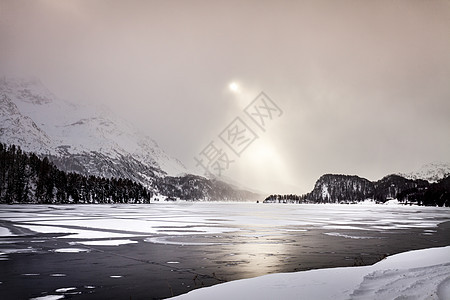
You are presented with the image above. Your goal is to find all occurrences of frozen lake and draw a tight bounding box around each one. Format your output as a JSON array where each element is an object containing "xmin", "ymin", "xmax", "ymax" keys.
[{"xmin": 1, "ymin": 203, "xmax": 450, "ymax": 299}]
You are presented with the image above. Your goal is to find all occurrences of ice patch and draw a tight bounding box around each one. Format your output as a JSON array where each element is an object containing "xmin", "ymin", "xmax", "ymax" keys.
[
  {"xmin": 72, "ymin": 239, "xmax": 138, "ymax": 246},
  {"xmin": 22, "ymin": 273, "xmax": 40, "ymax": 276},
  {"xmin": 50, "ymin": 274, "xmax": 66, "ymax": 277},
  {"xmin": 110, "ymin": 275, "xmax": 122, "ymax": 278},
  {"xmin": 15, "ymin": 224, "xmax": 134, "ymax": 239},
  {"xmin": 166, "ymin": 261, "xmax": 180, "ymax": 264},
  {"xmin": 323, "ymin": 232, "xmax": 375, "ymax": 239},
  {"xmin": 55, "ymin": 287, "xmax": 76, "ymax": 293},
  {"xmin": 53, "ymin": 248, "xmax": 90, "ymax": 253},
  {"xmin": 0, "ymin": 251, "xmax": 8, "ymax": 260},
  {"xmin": 144, "ymin": 237, "xmax": 222, "ymax": 246},
  {"xmin": 322, "ymin": 225, "xmax": 368, "ymax": 230},
  {"xmin": 0, "ymin": 226, "xmax": 13, "ymax": 236},
  {"xmin": 30, "ymin": 296, "xmax": 65, "ymax": 300},
  {"xmin": 26, "ymin": 218, "xmax": 237, "ymax": 236},
  {"xmin": 1, "ymin": 248, "xmax": 36, "ymax": 254}
]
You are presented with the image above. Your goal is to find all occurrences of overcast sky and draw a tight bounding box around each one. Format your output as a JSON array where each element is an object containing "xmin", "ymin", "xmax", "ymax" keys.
[{"xmin": 1, "ymin": 0, "xmax": 449, "ymax": 194}]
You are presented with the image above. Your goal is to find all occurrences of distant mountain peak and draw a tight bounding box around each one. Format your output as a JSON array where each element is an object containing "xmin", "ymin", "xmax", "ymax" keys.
[
  {"xmin": 0, "ymin": 77, "xmax": 186, "ymax": 178},
  {"xmin": 0, "ymin": 77, "xmax": 54, "ymax": 105},
  {"xmin": 398, "ymin": 162, "xmax": 450, "ymax": 183}
]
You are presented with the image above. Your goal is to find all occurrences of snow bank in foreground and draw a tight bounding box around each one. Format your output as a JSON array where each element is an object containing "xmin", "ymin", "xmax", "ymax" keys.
[{"xmin": 170, "ymin": 246, "xmax": 450, "ymax": 300}]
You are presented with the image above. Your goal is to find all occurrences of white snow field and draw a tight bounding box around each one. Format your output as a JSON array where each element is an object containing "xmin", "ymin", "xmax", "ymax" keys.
[{"xmin": 171, "ymin": 245, "xmax": 450, "ymax": 300}]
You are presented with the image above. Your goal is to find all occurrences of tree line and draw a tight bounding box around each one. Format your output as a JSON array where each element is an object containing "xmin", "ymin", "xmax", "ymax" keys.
[
  {"xmin": 264, "ymin": 194, "xmax": 307, "ymax": 203},
  {"xmin": 0, "ymin": 143, "xmax": 151, "ymax": 204}
]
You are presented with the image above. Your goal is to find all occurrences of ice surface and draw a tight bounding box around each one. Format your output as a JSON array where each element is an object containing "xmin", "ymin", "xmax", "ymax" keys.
[
  {"xmin": 3, "ymin": 203, "xmax": 449, "ymax": 243},
  {"xmin": 171, "ymin": 246, "xmax": 450, "ymax": 300},
  {"xmin": 2, "ymin": 203, "xmax": 450, "ymax": 253}
]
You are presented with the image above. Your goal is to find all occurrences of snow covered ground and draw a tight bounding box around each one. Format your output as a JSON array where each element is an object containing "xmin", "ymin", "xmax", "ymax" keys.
[{"xmin": 171, "ymin": 245, "xmax": 450, "ymax": 300}]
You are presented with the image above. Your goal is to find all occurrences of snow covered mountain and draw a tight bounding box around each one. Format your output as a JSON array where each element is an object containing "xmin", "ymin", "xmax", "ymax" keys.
[
  {"xmin": 0, "ymin": 77, "xmax": 185, "ymax": 178},
  {"xmin": 0, "ymin": 77, "xmax": 258, "ymax": 201},
  {"xmin": 398, "ymin": 162, "xmax": 450, "ymax": 183}
]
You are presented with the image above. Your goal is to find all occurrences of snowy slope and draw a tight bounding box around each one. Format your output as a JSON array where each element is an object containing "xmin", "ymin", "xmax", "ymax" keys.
[
  {"xmin": 0, "ymin": 77, "xmax": 186, "ymax": 179},
  {"xmin": 399, "ymin": 162, "xmax": 450, "ymax": 183},
  {"xmin": 171, "ymin": 245, "xmax": 450, "ymax": 300}
]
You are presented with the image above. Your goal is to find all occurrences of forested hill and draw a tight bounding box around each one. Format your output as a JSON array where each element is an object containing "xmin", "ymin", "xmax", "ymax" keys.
[
  {"xmin": 264, "ymin": 174, "xmax": 450, "ymax": 207},
  {"xmin": 0, "ymin": 143, "xmax": 151, "ymax": 204}
]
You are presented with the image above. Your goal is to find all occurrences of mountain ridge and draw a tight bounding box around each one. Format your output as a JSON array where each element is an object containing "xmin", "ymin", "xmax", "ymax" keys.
[
  {"xmin": 0, "ymin": 77, "xmax": 259, "ymax": 201},
  {"xmin": 397, "ymin": 162, "xmax": 450, "ymax": 183}
]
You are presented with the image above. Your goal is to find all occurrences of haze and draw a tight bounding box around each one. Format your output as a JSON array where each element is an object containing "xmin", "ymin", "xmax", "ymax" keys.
[{"xmin": 1, "ymin": 0, "xmax": 449, "ymax": 194}]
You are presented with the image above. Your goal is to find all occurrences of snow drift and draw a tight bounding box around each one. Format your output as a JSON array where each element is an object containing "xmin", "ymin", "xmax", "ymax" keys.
[{"xmin": 170, "ymin": 246, "xmax": 450, "ymax": 300}]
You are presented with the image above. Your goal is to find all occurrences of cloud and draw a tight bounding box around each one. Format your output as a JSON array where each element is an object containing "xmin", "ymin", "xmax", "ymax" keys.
[{"xmin": 1, "ymin": 0, "xmax": 449, "ymax": 193}]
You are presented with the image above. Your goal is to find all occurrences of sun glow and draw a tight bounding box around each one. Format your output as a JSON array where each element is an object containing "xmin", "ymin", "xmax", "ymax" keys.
[
  {"xmin": 229, "ymin": 82, "xmax": 239, "ymax": 93},
  {"xmin": 235, "ymin": 139, "xmax": 291, "ymax": 191}
]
